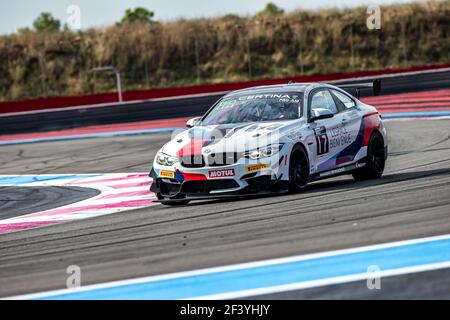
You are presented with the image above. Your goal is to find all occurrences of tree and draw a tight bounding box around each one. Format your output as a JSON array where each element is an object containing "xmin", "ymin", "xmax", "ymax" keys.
[
  {"xmin": 33, "ymin": 12, "xmax": 61, "ymax": 32},
  {"xmin": 120, "ymin": 7, "xmax": 154, "ymax": 24},
  {"xmin": 17, "ymin": 27, "xmax": 32, "ymax": 34},
  {"xmin": 260, "ymin": 2, "xmax": 284, "ymax": 15}
]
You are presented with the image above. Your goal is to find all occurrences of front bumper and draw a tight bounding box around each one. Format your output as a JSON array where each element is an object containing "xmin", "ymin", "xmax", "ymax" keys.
[
  {"xmin": 150, "ymin": 169, "xmax": 283, "ymax": 199},
  {"xmin": 149, "ymin": 161, "xmax": 287, "ymax": 200},
  {"xmin": 149, "ymin": 147, "xmax": 292, "ymax": 200}
]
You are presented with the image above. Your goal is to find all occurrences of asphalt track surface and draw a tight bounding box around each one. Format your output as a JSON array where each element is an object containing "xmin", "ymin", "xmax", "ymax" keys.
[
  {"xmin": 0, "ymin": 118, "xmax": 450, "ymax": 299},
  {"xmin": 0, "ymin": 186, "xmax": 99, "ymax": 220},
  {"xmin": 251, "ymin": 268, "xmax": 450, "ymax": 299}
]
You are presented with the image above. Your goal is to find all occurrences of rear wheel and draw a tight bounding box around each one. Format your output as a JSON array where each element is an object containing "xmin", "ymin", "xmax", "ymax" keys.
[
  {"xmin": 289, "ymin": 144, "xmax": 310, "ymax": 193},
  {"xmin": 352, "ymin": 131, "xmax": 386, "ymax": 181}
]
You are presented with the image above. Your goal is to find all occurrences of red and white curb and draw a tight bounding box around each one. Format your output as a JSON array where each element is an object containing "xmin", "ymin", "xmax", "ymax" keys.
[{"xmin": 0, "ymin": 173, "xmax": 157, "ymax": 234}]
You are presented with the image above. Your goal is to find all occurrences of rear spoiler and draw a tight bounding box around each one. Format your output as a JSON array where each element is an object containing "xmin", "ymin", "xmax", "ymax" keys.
[{"xmin": 336, "ymin": 79, "xmax": 381, "ymax": 99}]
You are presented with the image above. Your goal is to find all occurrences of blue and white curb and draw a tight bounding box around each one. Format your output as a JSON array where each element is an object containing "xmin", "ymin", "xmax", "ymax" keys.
[
  {"xmin": 0, "ymin": 173, "xmax": 156, "ymax": 233},
  {"xmin": 6, "ymin": 233, "xmax": 450, "ymax": 300}
]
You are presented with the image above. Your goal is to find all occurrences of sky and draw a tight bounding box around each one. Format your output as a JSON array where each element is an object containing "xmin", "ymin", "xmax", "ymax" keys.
[{"xmin": 0, "ymin": 0, "xmax": 414, "ymax": 35}]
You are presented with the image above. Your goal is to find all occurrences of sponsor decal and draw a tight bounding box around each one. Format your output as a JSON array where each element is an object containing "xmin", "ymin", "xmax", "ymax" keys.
[
  {"xmin": 287, "ymin": 128, "xmax": 303, "ymax": 141},
  {"xmin": 159, "ymin": 170, "xmax": 175, "ymax": 179},
  {"xmin": 313, "ymin": 123, "xmax": 353, "ymax": 155},
  {"xmin": 328, "ymin": 125, "xmax": 352, "ymax": 150},
  {"xmin": 315, "ymin": 132, "xmax": 329, "ymax": 156},
  {"xmin": 245, "ymin": 163, "xmax": 269, "ymax": 173},
  {"xmin": 208, "ymin": 169, "xmax": 236, "ymax": 178},
  {"xmin": 319, "ymin": 166, "xmax": 346, "ymax": 177},
  {"xmin": 318, "ymin": 163, "xmax": 363, "ymax": 178},
  {"xmin": 237, "ymin": 93, "xmax": 300, "ymax": 103}
]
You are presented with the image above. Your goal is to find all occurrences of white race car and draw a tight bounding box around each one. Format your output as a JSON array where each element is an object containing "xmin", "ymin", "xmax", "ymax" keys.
[{"xmin": 150, "ymin": 81, "xmax": 387, "ymax": 205}]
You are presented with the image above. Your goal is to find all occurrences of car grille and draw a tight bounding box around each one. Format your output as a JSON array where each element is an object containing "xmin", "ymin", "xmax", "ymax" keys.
[
  {"xmin": 181, "ymin": 153, "xmax": 240, "ymax": 167},
  {"xmin": 181, "ymin": 179, "xmax": 240, "ymax": 194},
  {"xmin": 181, "ymin": 155, "xmax": 205, "ymax": 168},
  {"xmin": 207, "ymin": 153, "xmax": 239, "ymax": 166}
]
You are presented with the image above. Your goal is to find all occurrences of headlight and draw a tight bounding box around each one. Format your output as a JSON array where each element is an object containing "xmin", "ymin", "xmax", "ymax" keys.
[
  {"xmin": 244, "ymin": 144, "xmax": 284, "ymax": 160},
  {"xmin": 155, "ymin": 153, "xmax": 179, "ymax": 166}
]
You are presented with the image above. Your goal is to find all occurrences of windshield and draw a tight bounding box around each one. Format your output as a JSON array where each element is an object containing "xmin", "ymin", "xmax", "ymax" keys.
[{"xmin": 201, "ymin": 92, "xmax": 303, "ymax": 125}]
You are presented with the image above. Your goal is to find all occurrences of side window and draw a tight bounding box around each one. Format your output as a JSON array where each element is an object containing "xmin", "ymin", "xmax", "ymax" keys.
[
  {"xmin": 310, "ymin": 90, "xmax": 338, "ymax": 115},
  {"xmin": 331, "ymin": 90, "xmax": 356, "ymax": 109}
]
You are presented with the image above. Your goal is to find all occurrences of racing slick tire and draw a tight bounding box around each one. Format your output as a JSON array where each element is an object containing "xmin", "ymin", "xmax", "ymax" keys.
[
  {"xmin": 157, "ymin": 193, "xmax": 190, "ymax": 206},
  {"xmin": 352, "ymin": 131, "xmax": 386, "ymax": 181},
  {"xmin": 289, "ymin": 144, "xmax": 310, "ymax": 193}
]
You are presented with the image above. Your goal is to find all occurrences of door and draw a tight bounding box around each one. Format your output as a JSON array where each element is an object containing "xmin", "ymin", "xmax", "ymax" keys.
[
  {"xmin": 307, "ymin": 89, "xmax": 346, "ymax": 173},
  {"xmin": 329, "ymin": 89, "xmax": 363, "ymax": 166}
]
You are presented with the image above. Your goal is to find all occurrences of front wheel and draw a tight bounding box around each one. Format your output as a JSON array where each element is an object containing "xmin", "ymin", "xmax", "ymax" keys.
[
  {"xmin": 289, "ymin": 144, "xmax": 310, "ymax": 193},
  {"xmin": 352, "ymin": 131, "xmax": 386, "ymax": 181}
]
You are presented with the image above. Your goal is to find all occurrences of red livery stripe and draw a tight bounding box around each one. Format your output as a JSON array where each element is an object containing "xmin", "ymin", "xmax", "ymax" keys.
[
  {"xmin": 363, "ymin": 113, "xmax": 382, "ymax": 147},
  {"xmin": 176, "ymin": 139, "xmax": 205, "ymax": 157},
  {"xmin": 182, "ymin": 172, "xmax": 207, "ymax": 180}
]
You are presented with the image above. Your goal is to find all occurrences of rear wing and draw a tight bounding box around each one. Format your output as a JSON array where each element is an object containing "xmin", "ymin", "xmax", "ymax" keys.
[{"xmin": 336, "ymin": 79, "xmax": 381, "ymax": 99}]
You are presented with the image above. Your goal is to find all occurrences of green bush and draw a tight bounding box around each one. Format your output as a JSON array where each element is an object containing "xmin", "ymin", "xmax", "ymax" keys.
[
  {"xmin": 32, "ymin": 12, "xmax": 61, "ymax": 32},
  {"xmin": 119, "ymin": 7, "xmax": 155, "ymax": 25}
]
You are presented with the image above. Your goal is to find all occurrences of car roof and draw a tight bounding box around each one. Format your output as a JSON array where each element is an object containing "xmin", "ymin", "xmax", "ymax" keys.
[{"xmin": 224, "ymin": 82, "xmax": 332, "ymax": 97}]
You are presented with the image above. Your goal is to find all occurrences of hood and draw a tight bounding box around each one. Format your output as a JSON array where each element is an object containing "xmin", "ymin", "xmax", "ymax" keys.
[{"xmin": 162, "ymin": 120, "xmax": 299, "ymax": 156}]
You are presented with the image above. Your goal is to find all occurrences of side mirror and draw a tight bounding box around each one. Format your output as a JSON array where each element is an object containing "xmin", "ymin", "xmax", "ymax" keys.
[
  {"xmin": 186, "ymin": 116, "xmax": 201, "ymax": 128},
  {"xmin": 310, "ymin": 108, "xmax": 334, "ymax": 122}
]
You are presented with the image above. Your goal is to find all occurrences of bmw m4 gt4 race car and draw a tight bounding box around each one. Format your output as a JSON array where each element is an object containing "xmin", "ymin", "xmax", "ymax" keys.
[{"xmin": 150, "ymin": 81, "xmax": 387, "ymax": 205}]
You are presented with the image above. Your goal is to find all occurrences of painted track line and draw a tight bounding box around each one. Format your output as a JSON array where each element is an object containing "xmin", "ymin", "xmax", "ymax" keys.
[
  {"xmin": 6, "ymin": 233, "xmax": 450, "ymax": 300},
  {"xmin": 382, "ymin": 110, "xmax": 450, "ymax": 118}
]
